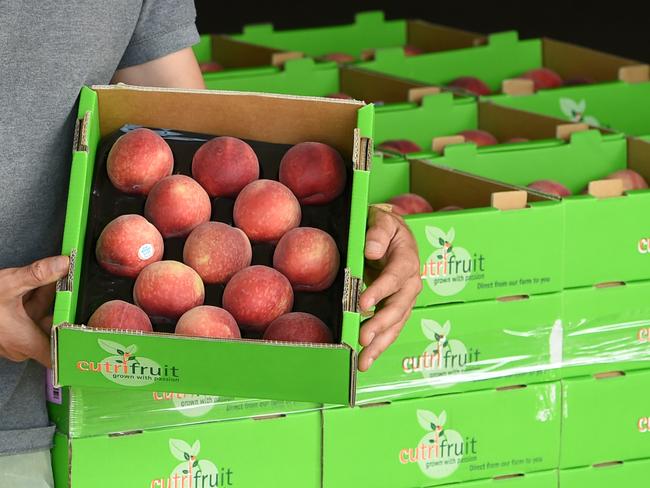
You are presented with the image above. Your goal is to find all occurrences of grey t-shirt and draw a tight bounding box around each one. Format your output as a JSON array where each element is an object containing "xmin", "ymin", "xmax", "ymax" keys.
[{"xmin": 0, "ymin": 0, "xmax": 199, "ymax": 456}]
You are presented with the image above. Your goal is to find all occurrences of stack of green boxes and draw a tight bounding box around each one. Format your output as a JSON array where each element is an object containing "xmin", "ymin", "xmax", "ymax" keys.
[{"xmin": 48, "ymin": 11, "xmax": 650, "ymax": 488}]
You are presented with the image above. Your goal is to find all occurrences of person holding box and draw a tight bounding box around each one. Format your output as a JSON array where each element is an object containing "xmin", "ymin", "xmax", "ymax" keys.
[{"xmin": 0, "ymin": 1, "xmax": 420, "ymax": 484}]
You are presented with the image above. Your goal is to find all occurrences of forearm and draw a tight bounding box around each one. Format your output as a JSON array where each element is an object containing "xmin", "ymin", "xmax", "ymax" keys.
[{"xmin": 112, "ymin": 47, "xmax": 205, "ymax": 89}]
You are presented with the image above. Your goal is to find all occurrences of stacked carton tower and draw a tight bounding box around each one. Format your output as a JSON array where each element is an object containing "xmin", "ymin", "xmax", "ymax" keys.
[{"xmin": 49, "ymin": 11, "xmax": 650, "ymax": 488}]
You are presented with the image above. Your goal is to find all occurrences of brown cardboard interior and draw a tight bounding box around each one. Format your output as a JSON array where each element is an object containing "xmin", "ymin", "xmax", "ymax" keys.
[
  {"xmin": 542, "ymin": 38, "xmax": 642, "ymax": 82},
  {"xmin": 479, "ymin": 102, "xmax": 590, "ymax": 141},
  {"xmin": 340, "ymin": 67, "xmax": 434, "ymax": 104},
  {"xmin": 93, "ymin": 85, "xmax": 363, "ymax": 159},
  {"xmin": 406, "ymin": 20, "xmax": 482, "ymax": 53},
  {"xmin": 409, "ymin": 159, "xmax": 549, "ymax": 210},
  {"xmin": 627, "ymin": 137, "xmax": 650, "ymax": 182},
  {"xmin": 211, "ymin": 35, "xmax": 304, "ymax": 68}
]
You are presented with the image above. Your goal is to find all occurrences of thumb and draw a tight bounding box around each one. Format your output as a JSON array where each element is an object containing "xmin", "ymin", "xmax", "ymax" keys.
[{"xmin": 10, "ymin": 256, "xmax": 70, "ymax": 297}]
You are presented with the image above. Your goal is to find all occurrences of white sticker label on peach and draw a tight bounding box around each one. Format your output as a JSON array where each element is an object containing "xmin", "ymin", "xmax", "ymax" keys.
[{"xmin": 138, "ymin": 244, "xmax": 155, "ymax": 261}]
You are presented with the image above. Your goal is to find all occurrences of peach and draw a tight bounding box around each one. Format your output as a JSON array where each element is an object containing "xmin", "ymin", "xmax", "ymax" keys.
[
  {"xmin": 107, "ymin": 128, "xmax": 173, "ymax": 195},
  {"xmin": 263, "ymin": 312, "xmax": 333, "ymax": 344},
  {"xmin": 438, "ymin": 206, "xmax": 464, "ymax": 212},
  {"xmin": 183, "ymin": 222, "xmax": 252, "ymax": 284},
  {"xmin": 321, "ymin": 53, "xmax": 357, "ymax": 63},
  {"xmin": 326, "ymin": 92, "xmax": 354, "ymax": 100},
  {"xmin": 528, "ymin": 180, "xmax": 572, "ymax": 197},
  {"xmin": 222, "ymin": 265, "xmax": 293, "ymax": 333},
  {"xmin": 145, "ymin": 175, "xmax": 212, "ymax": 238},
  {"xmin": 175, "ymin": 306, "xmax": 241, "ymax": 339},
  {"xmin": 279, "ymin": 142, "xmax": 347, "ymax": 205},
  {"xmin": 404, "ymin": 45, "xmax": 424, "ymax": 56},
  {"xmin": 95, "ymin": 214, "xmax": 164, "ymax": 278},
  {"xmin": 606, "ymin": 169, "xmax": 649, "ymax": 191},
  {"xmin": 87, "ymin": 300, "xmax": 153, "ymax": 332},
  {"xmin": 458, "ymin": 129, "xmax": 498, "ymax": 147},
  {"xmin": 273, "ymin": 227, "xmax": 340, "ymax": 291},
  {"xmin": 388, "ymin": 193, "xmax": 433, "ymax": 215},
  {"xmin": 233, "ymin": 180, "xmax": 301, "ymax": 243},
  {"xmin": 520, "ymin": 68, "xmax": 563, "ymax": 91},
  {"xmin": 192, "ymin": 136, "xmax": 259, "ymax": 198},
  {"xmin": 199, "ymin": 61, "xmax": 223, "ymax": 73},
  {"xmin": 447, "ymin": 76, "xmax": 491, "ymax": 96},
  {"xmin": 377, "ymin": 139, "xmax": 422, "ymax": 154},
  {"xmin": 134, "ymin": 261, "xmax": 205, "ymax": 322}
]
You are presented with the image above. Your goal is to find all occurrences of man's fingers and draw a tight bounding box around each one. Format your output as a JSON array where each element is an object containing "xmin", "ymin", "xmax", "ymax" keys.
[
  {"xmin": 359, "ymin": 284, "xmax": 415, "ymax": 346},
  {"xmin": 359, "ymin": 320, "xmax": 407, "ymax": 372},
  {"xmin": 360, "ymin": 243, "xmax": 420, "ymax": 311},
  {"xmin": 23, "ymin": 282, "xmax": 56, "ymax": 322},
  {"xmin": 4, "ymin": 256, "xmax": 69, "ymax": 297},
  {"xmin": 365, "ymin": 206, "xmax": 399, "ymax": 262}
]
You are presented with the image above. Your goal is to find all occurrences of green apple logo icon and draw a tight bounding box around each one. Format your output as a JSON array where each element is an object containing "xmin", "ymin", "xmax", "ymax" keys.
[
  {"xmin": 424, "ymin": 226, "xmax": 471, "ymax": 297},
  {"xmin": 421, "ymin": 320, "xmax": 469, "ymax": 380},
  {"xmin": 97, "ymin": 339, "xmax": 160, "ymax": 387},
  {"xmin": 417, "ymin": 409, "xmax": 464, "ymax": 478},
  {"xmin": 169, "ymin": 439, "xmax": 218, "ymax": 483}
]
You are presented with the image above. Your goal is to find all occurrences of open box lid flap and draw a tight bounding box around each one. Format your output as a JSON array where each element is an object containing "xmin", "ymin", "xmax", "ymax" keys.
[{"xmin": 54, "ymin": 325, "xmax": 355, "ymax": 405}]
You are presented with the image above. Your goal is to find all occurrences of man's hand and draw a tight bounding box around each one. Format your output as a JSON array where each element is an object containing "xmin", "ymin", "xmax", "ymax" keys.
[
  {"xmin": 0, "ymin": 256, "xmax": 70, "ymax": 368},
  {"xmin": 358, "ymin": 205, "xmax": 422, "ymax": 372}
]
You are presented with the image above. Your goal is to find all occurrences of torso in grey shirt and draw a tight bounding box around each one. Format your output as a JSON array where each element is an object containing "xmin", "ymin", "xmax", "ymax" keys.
[{"xmin": 0, "ymin": 0, "xmax": 199, "ymax": 456}]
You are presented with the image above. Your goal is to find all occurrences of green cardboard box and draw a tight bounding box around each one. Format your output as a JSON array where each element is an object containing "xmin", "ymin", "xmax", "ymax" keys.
[
  {"xmin": 356, "ymin": 293, "xmax": 562, "ymax": 404},
  {"xmin": 439, "ymin": 470, "xmax": 558, "ymax": 488},
  {"xmin": 374, "ymin": 99, "xmax": 593, "ymax": 158},
  {"xmin": 415, "ymin": 130, "xmax": 650, "ymax": 289},
  {"xmin": 52, "ymin": 410, "xmax": 321, "ymax": 488},
  {"xmin": 358, "ymin": 30, "xmax": 642, "ymax": 97},
  {"xmin": 323, "ymin": 382, "xmax": 561, "ymax": 487},
  {"xmin": 230, "ymin": 11, "xmax": 481, "ymax": 61},
  {"xmin": 490, "ymin": 75, "xmax": 650, "ymax": 136},
  {"xmin": 200, "ymin": 56, "xmax": 442, "ymax": 105},
  {"xmin": 560, "ymin": 458, "xmax": 650, "ymax": 487},
  {"xmin": 49, "ymin": 385, "xmax": 321, "ymax": 438},
  {"xmin": 51, "ymin": 84, "xmax": 373, "ymax": 405},
  {"xmin": 192, "ymin": 31, "xmax": 305, "ymax": 73},
  {"xmin": 370, "ymin": 155, "xmax": 564, "ymax": 306},
  {"xmin": 562, "ymin": 281, "xmax": 650, "ymax": 376},
  {"xmin": 561, "ymin": 369, "xmax": 650, "ymax": 468}
]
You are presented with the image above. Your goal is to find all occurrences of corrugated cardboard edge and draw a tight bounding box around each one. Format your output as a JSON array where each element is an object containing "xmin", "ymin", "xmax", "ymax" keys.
[
  {"xmin": 432, "ymin": 135, "xmax": 465, "ymax": 153},
  {"xmin": 342, "ymin": 268, "xmax": 362, "ymax": 313},
  {"xmin": 51, "ymin": 324, "xmax": 65, "ymax": 388},
  {"xmin": 56, "ymin": 248, "xmax": 76, "ymax": 293},
  {"xmin": 501, "ymin": 78, "xmax": 535, "ymax": 96},
  {"xmin": 96, "ymin": 83, "xmax": 366, "ymax": 106},
  {"xmin": 349, "ymin": 350, "xmax": 358, "ymax": 407},
  {"xmin": 72, "ymin": 112, "xmax": 90, "ymax": 153},
  {"xmin": 619, "ymin": 64, "xmax": 650, "ymax": 83},
  {"xmin": 587, "ymin": 179, "xmax": 625, "ymax": 199},
  {"xmin": 556, "ymin": 123, "xmax": 589, "ymax": 141},
  {"xmin": 353, "ymin": 128, "xmax": 373, "ymax": 171}
]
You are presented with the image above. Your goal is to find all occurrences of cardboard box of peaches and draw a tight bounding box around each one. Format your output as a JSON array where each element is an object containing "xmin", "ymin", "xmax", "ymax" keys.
[
  {"xmin": 51, "ymin": 84, "xmax": 374, "ymax": 406},
  {"xmin": 193, "ymin": 10, "xmax": 483, "ymax": 75}
]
